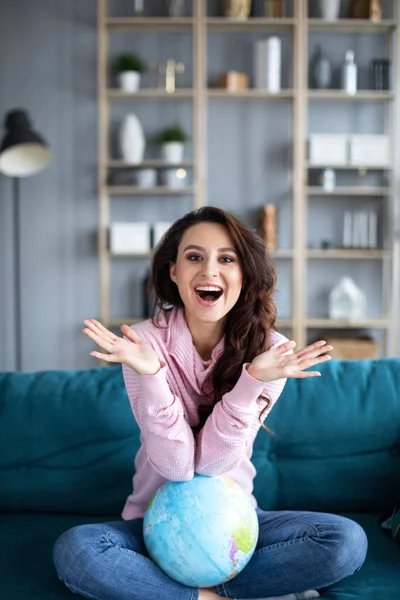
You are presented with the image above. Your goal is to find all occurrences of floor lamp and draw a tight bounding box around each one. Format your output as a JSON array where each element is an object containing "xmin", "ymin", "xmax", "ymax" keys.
[{"xmin": 0, "ymin": 109, "xmax": 51, "ymax": 371}]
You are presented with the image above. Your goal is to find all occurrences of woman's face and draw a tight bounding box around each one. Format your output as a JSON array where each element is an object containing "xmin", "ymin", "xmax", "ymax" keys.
[{"xmin": 169, "ymin": 222, "xmax": 243, "ymax": 324}]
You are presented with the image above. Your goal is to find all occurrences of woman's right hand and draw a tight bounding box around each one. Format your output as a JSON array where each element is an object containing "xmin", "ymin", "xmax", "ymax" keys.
[{"xmin": 82, "ymin": 319, "xmax": 161, "ymax": 375}]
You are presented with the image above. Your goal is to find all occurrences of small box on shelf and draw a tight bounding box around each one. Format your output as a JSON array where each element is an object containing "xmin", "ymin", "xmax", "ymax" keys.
[
  {"xmin": 109, "ymin": 222, "xmax": 151, "ymax": 254},
  {"xmin": 349, "ymin": 135, "xmax": 390, "ymax": 166},
  {"xmin": 309, "ymin": 134, "xmax": 348, "ymax": 166},
  {"xmin": 324, "ymin": 336, "xmax": 378, "ymax": 360},
  {"xmin": 218, "ymin": 71, "xmax": 248, "ymax": 91}
]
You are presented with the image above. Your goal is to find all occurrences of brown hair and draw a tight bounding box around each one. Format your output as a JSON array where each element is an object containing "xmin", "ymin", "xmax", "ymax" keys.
[{"xmin": 148, "ymin": 206, "xmax": 277, "ymax": 432}]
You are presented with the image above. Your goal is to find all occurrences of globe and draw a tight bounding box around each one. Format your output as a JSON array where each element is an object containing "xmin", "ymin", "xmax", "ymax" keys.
[{"xmin": 143, "ymin": 474, "xmax": 259, "ymax": 587}]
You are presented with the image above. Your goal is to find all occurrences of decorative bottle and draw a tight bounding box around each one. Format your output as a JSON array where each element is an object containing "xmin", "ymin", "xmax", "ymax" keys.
[{"xmin": 342, "ymin": 50, "xmax": 357, "ymax": 96}]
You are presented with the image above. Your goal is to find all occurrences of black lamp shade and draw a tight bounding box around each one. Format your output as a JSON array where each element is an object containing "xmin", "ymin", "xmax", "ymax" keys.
[{"xmin": 0, "ymin": 110, "xmax": 51, "ymax": 177}]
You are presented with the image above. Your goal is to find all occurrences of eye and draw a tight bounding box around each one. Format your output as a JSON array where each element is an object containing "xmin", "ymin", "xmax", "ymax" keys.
[
  {"xmin": 187, "ymin": 254, "xmax": 202, "ymax": 261},
  {"xmin": 220, "ymin": 256, "xmax": 235, "ymax": 263}
]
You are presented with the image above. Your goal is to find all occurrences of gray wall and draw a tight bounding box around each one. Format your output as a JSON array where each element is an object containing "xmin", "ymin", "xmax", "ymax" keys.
[
  {"xmin": 0, "ymin": 0, "xmax": 98, "ymax": 371},
  {"xmin": 0, "ymin": 1, "xmax": 397, "ymax": 372}
]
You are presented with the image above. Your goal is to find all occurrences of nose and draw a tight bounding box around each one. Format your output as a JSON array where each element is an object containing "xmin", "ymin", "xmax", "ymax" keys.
[{"xmin": 201, "ymin": 257, "xmax": 219, "ymax": 278}]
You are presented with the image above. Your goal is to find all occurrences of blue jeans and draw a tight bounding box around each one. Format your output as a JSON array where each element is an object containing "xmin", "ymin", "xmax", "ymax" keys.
[{"xmin": 53, "ymin": 509, "xmax": 367, "ymax": 599}]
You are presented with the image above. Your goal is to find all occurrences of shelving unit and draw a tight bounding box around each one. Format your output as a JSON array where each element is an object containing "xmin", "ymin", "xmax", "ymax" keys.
[
  {"xmin": 207, "ymin": 89, "xmax": 294, "ymax": 98},
  {"xmin": 307, "ymin": 18, "xmax": 397, "ymax": 33},
  {"xmin": 307, "ymin": 90, "xmax": 395, "ymax": 99},
  {"xmin": 107, "ymin": 186, "xmax": 195, "ymax": 195},
  {"xmin": 307, "ymin": 187, "xmax": 390, "ymax": 196},
  {"xmin": 97, "ymin": 0, "xmax": 400, "ymax": 357}
]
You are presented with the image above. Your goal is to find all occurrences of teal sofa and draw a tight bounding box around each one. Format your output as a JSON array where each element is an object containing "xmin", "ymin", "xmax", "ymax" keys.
[{"xmin": 1, "ymin": 359, "xmax": 400, "ymax": 599}]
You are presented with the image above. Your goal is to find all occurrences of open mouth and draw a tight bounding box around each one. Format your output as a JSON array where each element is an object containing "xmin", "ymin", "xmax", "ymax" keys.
[{"xmin": 194, "ymin": 286, "xmax": 224, "ymax": 305}]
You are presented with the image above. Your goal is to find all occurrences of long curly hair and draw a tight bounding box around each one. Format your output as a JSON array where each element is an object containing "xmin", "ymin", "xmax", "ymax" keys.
[{"xmin": 148, "ymin": 206, "xmax": 277, "ymax": 432}]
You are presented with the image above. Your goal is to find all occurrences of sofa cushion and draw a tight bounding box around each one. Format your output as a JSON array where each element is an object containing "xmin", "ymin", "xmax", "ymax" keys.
[
  {"xmin": 1, "ymin": 359, "xmax": 400, "ymax": 515},
  {"xmin": 253, "ymin": 359, "xmax": 400, "ymax": 513},
  {"xmin": 0, "ymin": 366, "xmax": 139, "ymax": 515},
  {"xmin": 0, "ymin": 512, "xmax": 399, "ymax": 600}
]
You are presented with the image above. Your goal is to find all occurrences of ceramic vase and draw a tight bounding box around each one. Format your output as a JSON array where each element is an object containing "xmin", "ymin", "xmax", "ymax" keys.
[
  {"xmin": 168, "ymin": 0, "xmax": 185, "ymax": 17},
  {"xmin": 224, "ymin": 0, "xmax": 251, "ymax": 20},
  {"xmin": 161, "ymin": 142, "xmax": 184, "ymax": 164},
  {"xmin": 318, "ymin": 0, "xmax": 341, "ymax": 20},
  {"xmin": 159, "ymin": 167, "xmax": 187, "ymax": 188},
  {"xmin": 310, "ymin": 46, "xmax": 332, "ymax": 89},
  {"xmin": 120, "ymin": 114, "xmax": 145, "ymax": 164},
  {"xmin": 118, "ymin": 71, "xmax": 141, "ymax": 92},
  {"xmin": 134, "ymin": 168, "xmax": 156, "ymax": 188}
]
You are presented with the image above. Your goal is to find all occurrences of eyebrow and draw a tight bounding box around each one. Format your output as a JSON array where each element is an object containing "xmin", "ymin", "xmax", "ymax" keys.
[{"xmin": 183, "ymin": 244, "xmax": 237, "ymax": 254}]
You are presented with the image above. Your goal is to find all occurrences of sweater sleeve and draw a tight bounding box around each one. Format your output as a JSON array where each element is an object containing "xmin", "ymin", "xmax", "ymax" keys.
[
  {"xmin": 194, "ymin": 333, "xmax": 290, "ymax": 476},
  {"xmin": 122, "ymin": 362, "xmax": 195, "ymax": 481}
]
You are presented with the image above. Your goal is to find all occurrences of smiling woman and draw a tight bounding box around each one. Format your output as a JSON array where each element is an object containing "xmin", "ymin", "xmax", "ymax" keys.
[
  {"xmin": 53, "ymin": 206, "xmax": 362, "ymax": 600},
  {"xmin": 151, "ymin": 207, "xmax": 277, "ymax": 412}
]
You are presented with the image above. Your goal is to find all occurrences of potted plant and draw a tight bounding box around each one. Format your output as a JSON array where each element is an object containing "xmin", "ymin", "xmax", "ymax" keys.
[
  {"xmin": 155, "ymin": 124, "xmax": 189, "ymax": 164},
  {"xmin": 116, "ymin": 53, "xmax": 145, "ymax": 93}
]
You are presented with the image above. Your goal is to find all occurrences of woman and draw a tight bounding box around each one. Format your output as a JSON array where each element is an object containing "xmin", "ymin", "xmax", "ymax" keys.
[{"xmin": 53, "ymin": 207, "xmax": 367, "ymax": 600}]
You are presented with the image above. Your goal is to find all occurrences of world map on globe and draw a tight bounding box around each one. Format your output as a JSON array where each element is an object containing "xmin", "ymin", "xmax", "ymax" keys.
[{"xmin": 143, "ymin": 474, "xmax": 259, "ymax": 587}]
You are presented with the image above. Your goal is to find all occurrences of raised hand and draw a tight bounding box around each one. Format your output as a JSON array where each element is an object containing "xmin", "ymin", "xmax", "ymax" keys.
[
  {"xmin": 82, "ymin": 319, "xmax": 161, "ymax": 376},
  {"xmin": 247, "ymin": 339, "xmax": 333, "ymax": 383}
]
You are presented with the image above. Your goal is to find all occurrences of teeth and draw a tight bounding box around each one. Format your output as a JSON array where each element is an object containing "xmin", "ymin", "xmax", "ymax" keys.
[{"xmin": 195, "ymin": 286, "xmax": 222, "ymax": 292}]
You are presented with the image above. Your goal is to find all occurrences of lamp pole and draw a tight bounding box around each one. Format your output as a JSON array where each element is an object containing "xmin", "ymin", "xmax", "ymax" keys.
[
  {"xmin": 0, "ymin": 109, "xmax": 51, "ymax": 371},
  {"xmin": 12, "ymin": 177, "xmax": 22, "ymax": 371}
]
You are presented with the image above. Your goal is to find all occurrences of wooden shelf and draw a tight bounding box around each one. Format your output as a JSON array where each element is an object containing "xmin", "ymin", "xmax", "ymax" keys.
[
  {"xmin": 108, "ymin": 251, "xmax": 153, "ymax": 258},
  {"xmin": 307, "ymin": 18, "xmax": 397, "ymax": 33},
  {"xmin": 308, "ymin": 90, "xmax": 394, "ymax": 100},
  {"xmin": 106, "ymin": 17, "xmax": 194, "ymax": 30},
  {"xmin": 307, "ymin": 318, "xmax": 389, "ymax": 329},
  {"xmin": 276, "ymin": 318, "xmax": 293, "ymax": 328},
  {"xmin": 307, "ymin": 186, "xmax": 390, "ymax": 196},
  {"xmin": 206, "ymin": 17, "xmax": 296, "ymax": 30},
  {"xmin": 108, "ymin": 88, "xmax": 194, "ymax": 99},
  {"xmin": 107, "ymin": 186, "xmax": 194, "ymax": 195},
  {"xmin": 307, "ymin": 249, "xmax": 390, "ymax": 259},
  {"xmin": 270, "ymin": 249, "xmax": 293, "ymax": 258},
  {"xmin": 307, "ymin": 163, "xmax": 391, "ymax": 170},
  {"xmin": 108, "ymin": 160, "xmax": 194, "ymax": 168},
  {"xmin": 207, "ymin": 89, "xmax": 294, "ymax": 98}
]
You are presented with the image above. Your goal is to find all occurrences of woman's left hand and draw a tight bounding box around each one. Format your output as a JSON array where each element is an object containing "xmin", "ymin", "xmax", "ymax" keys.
[{"xmin": 247, "ymin": 339, "xmax": 333, "ymax": 383}]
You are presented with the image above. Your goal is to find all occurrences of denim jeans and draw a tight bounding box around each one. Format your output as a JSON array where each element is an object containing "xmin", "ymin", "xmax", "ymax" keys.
[{"xmin": 53, "ymin": 509, "xmax": 367, "ymax": 600}]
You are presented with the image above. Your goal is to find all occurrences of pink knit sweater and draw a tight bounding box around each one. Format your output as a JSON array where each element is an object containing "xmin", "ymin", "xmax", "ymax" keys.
[{"xmin": 121, "ymin": 307, "xmax": 288, "ymax": 520}]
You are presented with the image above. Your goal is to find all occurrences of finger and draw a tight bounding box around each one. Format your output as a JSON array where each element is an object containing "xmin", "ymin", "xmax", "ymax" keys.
[
  {"xmin": 297, "ymin": 344, "xmax": 333, "ymax": 362},
  {"xmin": 295, "ymin": 340, "xmax": 328, "ymax": 359},
  {"xmin": 82, "ymin": 328, "xmax": 114, "ymax": 353},
  {"xmin": 89, "ymin": 351, "xmax": 119, "ymax": 363},
  {"xmin": 275, "ymin": 340, "xmax": 296, "ymax": 355},
  {"xmin": 298, "ymin": 355, "xmax": 332, "ymax": 371},
  {"xmin": 83, "ymin": 319, "xmax": 118, "ymax": 343},
  {"xmin": 120, "ymin": 324, "xmax": 143, "ymax": 344},
  {"xmin": 297, "ymin": 371, "xmax": 321, "ymax": 378}
]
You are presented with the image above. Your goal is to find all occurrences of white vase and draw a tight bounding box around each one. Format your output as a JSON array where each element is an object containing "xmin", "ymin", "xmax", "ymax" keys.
[
  {"xmin": 318, "ymin": 0, "xmax": 341, "ymax": 20},
  {"xmin": 120, "ymin": 114, "xmax": 145, "ymax": 164},
  {"xmin": 161, "ymin": 142, "xmax": 184, "ymax": 164},
  {"xmin": 118, "ymin": 71, "xmax": 141, "ymax": 92},
  {"xmin": 159, "ymin": 167, "xmax": 187, "ymax": 188},
  {"xmin": 134, "ymin": 168, "xmax": 156, "ymax": 188}
]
